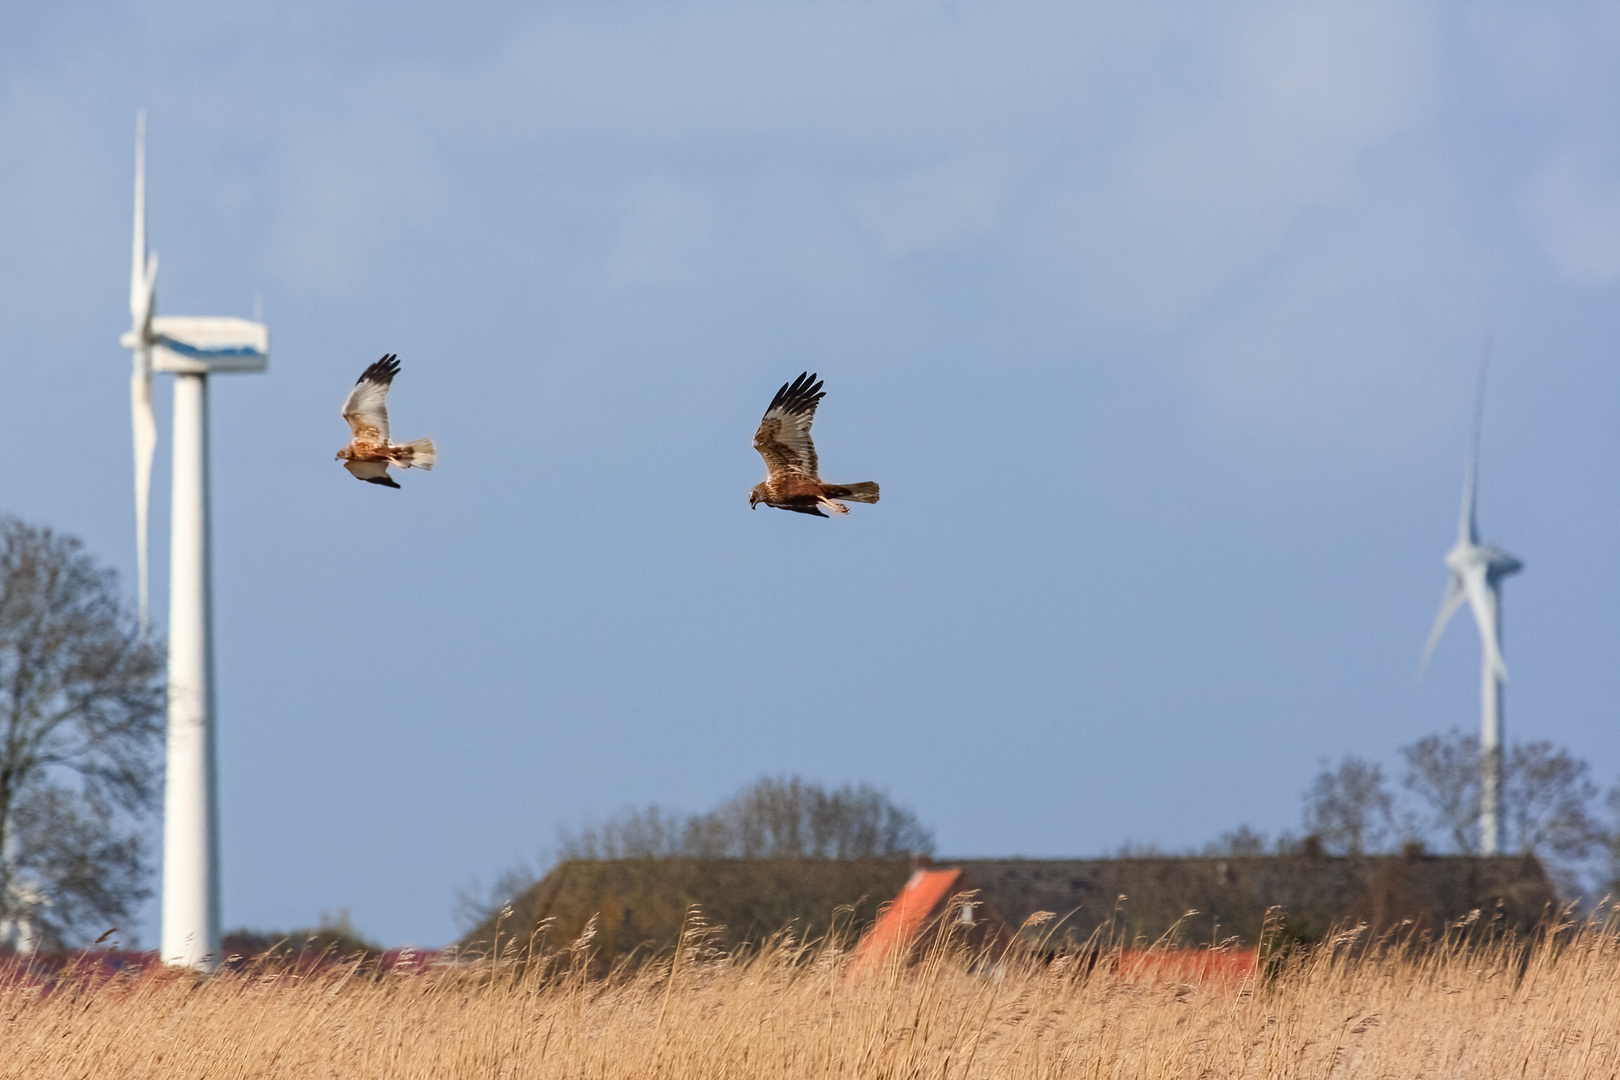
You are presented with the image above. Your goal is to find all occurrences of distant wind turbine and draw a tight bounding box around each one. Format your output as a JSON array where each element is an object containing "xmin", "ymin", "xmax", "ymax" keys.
[
  {"xmin": 118, "ymin": 112, "xmax": 270, "ymax": 970},
  {"xmin": 1418, "ymin": 361, "xmax": 1521, "ymax": 856}
]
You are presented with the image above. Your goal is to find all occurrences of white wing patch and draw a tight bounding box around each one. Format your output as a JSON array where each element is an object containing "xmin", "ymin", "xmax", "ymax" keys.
[
  {"xmin": 342, "ymin": 355, "xmax": 398, "ymax": 444},
  {"xmin": 343, "ymin": 459, "xmax": 392, "ymax": 482},
  {"xmin": 754, "ymin": 372, "xmax": 825, "ymax": 479}
]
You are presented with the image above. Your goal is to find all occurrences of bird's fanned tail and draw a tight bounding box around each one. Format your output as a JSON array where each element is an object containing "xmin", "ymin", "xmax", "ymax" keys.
[
  {"xmin": 400, "ymin": 438, "xmax": 437, "ymax": 470},
  {"xmin": 823, "ymin": 481, "xmax": 878, "ymax": 503}
]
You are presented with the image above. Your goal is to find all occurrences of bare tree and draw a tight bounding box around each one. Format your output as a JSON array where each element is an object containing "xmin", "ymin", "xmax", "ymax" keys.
[
  {"xmin": 1506, "ymin": 741, "xmax": 1602, "ymax": 867},
  {"xmin": 553, "ymin": 775, "xmax": 934, "ymax": 862},
  {"xmin": 556, "ymin": 805, "xmax": 690, "ymax": 860},
  {"xmin": 1400, "ymin": 730, "xmax": 1481, "ymax": 855},
  {"xmin": 1400, "ymin": 729, "xmax": 1604, "ymax": 891},
  {"xmin": 1602, "ymin": 783, "xmax": 1620, "ymax": 899},
  {"xmin": 0, "ymin": 518, "xmax": 164, "ymax": 949},
  {"xmin": 711, "ymin": 775, "xmax": 934, "ymax": 859},
  {"xmin": 1302, "ymin": 756, "xmax": 1397, "ymax": 855},
  {"xmin": 1201, "ymin": 825, "xmax": 1270, "ymax": 857},
  {"xmin": 452, "ymin": 860, "xmax": 545, "ymax": 933},
  {"xmin": 462, "ymin": 776, "xmax": 933, "ymax": 930}
]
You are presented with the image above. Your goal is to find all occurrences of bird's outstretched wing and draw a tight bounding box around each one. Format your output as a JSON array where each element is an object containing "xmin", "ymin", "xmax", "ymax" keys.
[
  {"xmin": 342, "ymin": 354, "xmax": 399, "ymax": 444},
  {"xmin": 754, "ymin": 371, "xmax": 824, "ymax": 480},
  {"xmin": 343, "ymin": 458, "xmax": 400, "ymax": 488}
]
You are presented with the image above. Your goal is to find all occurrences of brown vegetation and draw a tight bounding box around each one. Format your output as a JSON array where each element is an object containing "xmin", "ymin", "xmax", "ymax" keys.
[{"xmin": 4, "ymin": 908, "xmax": 1617, "ymax": 1078}]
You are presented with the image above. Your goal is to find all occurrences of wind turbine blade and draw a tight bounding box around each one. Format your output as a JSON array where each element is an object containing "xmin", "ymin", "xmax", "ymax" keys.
[
  {"xmin": 1457, "ymin": 446, "xmax": 1475, "ymax": 547},
  {"xmin": 127, "ymin": 110, "xmax": 158, "ymax": 632},
  {"xmin": 1462, "ymin": 568, "xmax": 1508, "ymax": 682},
  {"xmin": 1459, "ymin": 343, "xmax": 1489, "ymax": 545},
  {"xmin": 131, "ymin": 356, "xmax": 157, "ymax": 630},
  {"xmin": 131, "ymin": 111, "xmax": 149, "ymax": 325},
  {"xmin": 1418, "ymin": 575, "xmax": 1466, "ymax": 677}
]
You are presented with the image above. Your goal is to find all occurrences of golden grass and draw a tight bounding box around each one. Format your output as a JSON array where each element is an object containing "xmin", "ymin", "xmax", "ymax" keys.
[{"xmin": 4, "ymin": 912, "xmax": 1618, "ymax": 1079}]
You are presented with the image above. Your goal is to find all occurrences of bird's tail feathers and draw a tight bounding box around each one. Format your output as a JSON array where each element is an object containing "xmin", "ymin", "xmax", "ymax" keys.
[
  {"xmin": 823, "ymin": 481, "xmax": 878, "ymax": 504},
  {"xmin": 400, "ymin": 438, "xmax": 437, "ymax": 470}
]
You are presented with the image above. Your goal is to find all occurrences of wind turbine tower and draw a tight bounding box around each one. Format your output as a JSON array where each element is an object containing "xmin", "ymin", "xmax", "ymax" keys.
[
  {"xmin": 1419, "ymin": 368, "xmax": 1521, "ymax": 856},
  {"xmin": 120, "ymin": 112, "xmax": 270, "ymax": 970}
]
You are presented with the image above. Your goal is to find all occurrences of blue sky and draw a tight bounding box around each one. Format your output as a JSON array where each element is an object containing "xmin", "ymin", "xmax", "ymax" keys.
[{"xmin": 3, "ymin": 2, "xmax": 1619, "ymax": 947}]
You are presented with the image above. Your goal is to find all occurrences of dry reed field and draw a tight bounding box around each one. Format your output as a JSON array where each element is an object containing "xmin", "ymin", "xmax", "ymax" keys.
[{"xmin": 3, "ymin": 912, "xmax": 1618, "ymax": 1079}]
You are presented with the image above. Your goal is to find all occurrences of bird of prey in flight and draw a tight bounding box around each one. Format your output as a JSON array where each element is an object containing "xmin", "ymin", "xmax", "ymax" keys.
[
  {"xmin": 750, "ymin": 371, "xmax": 879, "ymax": 517},
  {"xmin": 335, "ymin": 354, "xmax": 437, "ymax": 489}
]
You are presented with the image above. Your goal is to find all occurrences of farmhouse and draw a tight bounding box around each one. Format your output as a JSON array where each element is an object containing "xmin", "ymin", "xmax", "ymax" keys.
[{"xmin": 459, "ymin": 851, "xmax": 1555, "ymax": 965}]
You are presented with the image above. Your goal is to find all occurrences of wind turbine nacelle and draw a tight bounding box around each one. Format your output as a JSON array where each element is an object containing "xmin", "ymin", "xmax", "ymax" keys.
[
  {"xmin": 1484, "ymin": 546, "xmax": 1523, "ymax": 581},
  {"xmin": 150, "ymin": 316, "xmax": 269, "ymax": 374}
]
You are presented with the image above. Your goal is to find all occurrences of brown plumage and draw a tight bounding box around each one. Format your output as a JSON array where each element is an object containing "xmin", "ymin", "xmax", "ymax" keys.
[
  {"xmin": 334, "ymin": 354, "xmax": 437, "ymax": 489},
  {"xmin": 750, "ymin": 371, "xmax": 879, "ymax": 517}
]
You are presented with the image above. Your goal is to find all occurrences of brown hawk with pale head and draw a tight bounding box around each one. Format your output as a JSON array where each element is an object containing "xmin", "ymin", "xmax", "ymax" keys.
[
  {"xmin": 335, "ymin": 354, "xmax": 437, "ymax": 489},
  {"xmin": 750, "ymin": 371, "xmax": 879, "ymax": 517}
]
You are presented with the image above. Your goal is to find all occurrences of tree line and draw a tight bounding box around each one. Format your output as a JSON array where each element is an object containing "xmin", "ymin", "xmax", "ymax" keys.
[
  {"xmin": 1289, "ymin": 734, "xmax": 1616, "ymax": 896},
  {"xmin": 555, "ymin": 774, "xmax": 936, "ymax": 862},
  {"xmin": 1182, "ymin": 735, "xmax": 1619, "ymax": 902}
]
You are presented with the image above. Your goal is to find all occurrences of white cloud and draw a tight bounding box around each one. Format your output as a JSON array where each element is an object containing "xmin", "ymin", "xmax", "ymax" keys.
[
  {"xmin": 226, "ymin": 2, "xmax": 1440, "ymax": 321},
  {"xmin": 1024, "ymin": 3, "xmax": 1436, "ymax": 323}
]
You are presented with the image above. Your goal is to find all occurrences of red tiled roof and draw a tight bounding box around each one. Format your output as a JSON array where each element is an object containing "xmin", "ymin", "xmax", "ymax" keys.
[
  {"xmin": 846, "ymin": 867, "xmax": 961, "ymax": 980},
  {"xmin": 1115, "ymin": 948, "xmax": 1258, "ymax": 987}
]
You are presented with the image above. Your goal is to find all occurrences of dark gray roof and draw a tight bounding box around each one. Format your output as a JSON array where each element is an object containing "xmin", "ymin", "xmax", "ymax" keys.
[
  {"xmin": 459, "ymin": 853, "xmax": 1556, "ymax": 962},
  {"xmin": 948, "ymin": 855, "xmax": 1555, "ymax": 947}
]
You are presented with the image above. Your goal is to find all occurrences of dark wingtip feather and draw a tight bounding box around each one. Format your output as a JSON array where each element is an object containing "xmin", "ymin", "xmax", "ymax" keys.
[
  {"xmin": 764, "ymin": 370, "xmax": 826, "ymax": 417},
  {"xmin": 767, "ymin": 378, "xmax": 793, "ymax": 413},
  {"xmin": 357, "ymin": 353, "xmax": 401, "ymax": 386}
]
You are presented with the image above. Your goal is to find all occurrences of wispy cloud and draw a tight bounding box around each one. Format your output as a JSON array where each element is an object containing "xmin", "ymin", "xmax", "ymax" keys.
[{"xmin": 1525, "ymin": 155, "xmax": 1620, "ymax": 285}]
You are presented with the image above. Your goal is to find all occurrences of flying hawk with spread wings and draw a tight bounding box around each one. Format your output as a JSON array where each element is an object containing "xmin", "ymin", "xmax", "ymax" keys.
[
  {"xmin": 750, "ymin": 371, "xmax": 879, "ymax": 517},
  {"xmin": 335, "ymin": 354, "xmax": 437, "ymax": 489}
]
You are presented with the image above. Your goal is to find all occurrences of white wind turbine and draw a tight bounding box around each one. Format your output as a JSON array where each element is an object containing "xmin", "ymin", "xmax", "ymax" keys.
[
  {"xmin": 1418, "ymin": 366, "xmax": 1521, "ymax": 857},
  {"xmin": 119, "ymin": 112, "xmax": 270, "ymax": 970}
]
